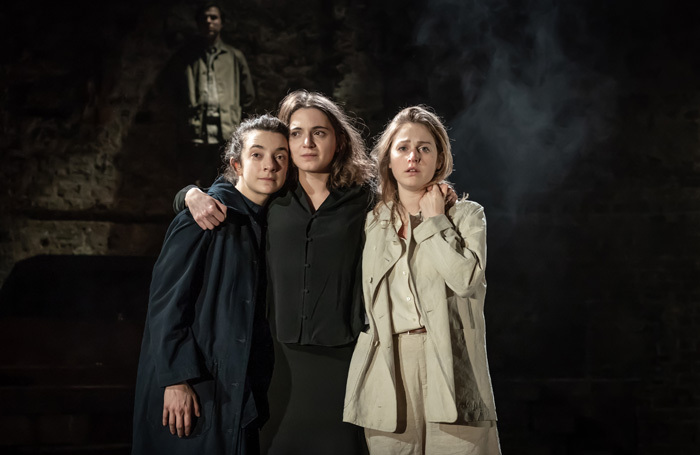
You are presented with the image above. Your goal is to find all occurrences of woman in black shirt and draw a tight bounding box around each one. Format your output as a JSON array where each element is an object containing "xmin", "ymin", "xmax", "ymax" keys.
[{"xmin": 179, "ymin": 90, "xmax": 375, "ymax": 454}]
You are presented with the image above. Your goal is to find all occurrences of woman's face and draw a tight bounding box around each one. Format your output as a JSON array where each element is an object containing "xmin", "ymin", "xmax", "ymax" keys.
[
  {"xmin": 288, "ymin": 108, "xmax": 337, "ymax": 174},
  {"xmin": 389, "ymin": 122, "xmax": 439, "ymax": 193},
  {"xmin": 233, "ymin": 130, "xmax": 289, "ymax": 205}
]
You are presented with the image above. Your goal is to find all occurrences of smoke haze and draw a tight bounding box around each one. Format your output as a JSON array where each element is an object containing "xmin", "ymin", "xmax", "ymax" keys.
[{"xmin": 415, "ymin": 0, "xmax": 617, "ymax": 217}]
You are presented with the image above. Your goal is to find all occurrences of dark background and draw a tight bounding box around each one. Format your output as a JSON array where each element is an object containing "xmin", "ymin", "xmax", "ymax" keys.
[{"xmin": 1, "ymin": 0, "xmax": 699, "ymax": 453}]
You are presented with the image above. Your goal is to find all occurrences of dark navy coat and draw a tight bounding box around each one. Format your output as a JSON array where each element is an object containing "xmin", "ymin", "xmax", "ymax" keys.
[{"xmin": 132, "ymin": 179, "xmax": 273, "ymax": 455}]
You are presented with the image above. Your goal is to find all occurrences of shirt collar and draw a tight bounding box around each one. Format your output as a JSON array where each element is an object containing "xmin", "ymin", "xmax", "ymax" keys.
[
  {"xmin": 291, "ymin": 180, "xmax": 363, "ymax": 213},
  {"xmin": 203, "ymin": 37, "xmax": 225, "ymax": 56}
]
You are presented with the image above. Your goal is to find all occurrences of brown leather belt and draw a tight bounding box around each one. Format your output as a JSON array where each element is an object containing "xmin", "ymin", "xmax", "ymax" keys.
[{"xmin": 400, "ymin": 327, "xmax": 427, "ymax": 335}]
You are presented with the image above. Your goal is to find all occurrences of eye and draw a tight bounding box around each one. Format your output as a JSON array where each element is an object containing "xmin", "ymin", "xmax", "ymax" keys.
[
  {"xmin": 290, "ymin": 131, "xmax": 300, "ymax": 137},
  {"xmin": 275, "ymin": 154, "xmax": 287, "ymax": 161},
  {"xmin": 314, "ymin": 130, "xmax": 326, "ymax": 137},
  {"xmin": 420, "ymin": 146, "xmax": 431, "ymax": 153},
  {"xmin": 397, "ymin": 146, "xmax": 407, "ymax": 152},
  {"xmin": 251, "ymin": 152, "xmax": 261, "ymax": 158}
]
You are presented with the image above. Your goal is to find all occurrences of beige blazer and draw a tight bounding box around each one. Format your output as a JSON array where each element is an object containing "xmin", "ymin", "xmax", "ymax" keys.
[{"xmin": 343, "ymin": 200, "xmax": 497, "ymax": 432}]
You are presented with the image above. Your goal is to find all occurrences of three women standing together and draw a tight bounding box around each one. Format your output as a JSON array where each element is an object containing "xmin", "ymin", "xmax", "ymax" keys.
[{"xmin": 134, "ymin": 90, "xmax": 500, "ymax": 454}]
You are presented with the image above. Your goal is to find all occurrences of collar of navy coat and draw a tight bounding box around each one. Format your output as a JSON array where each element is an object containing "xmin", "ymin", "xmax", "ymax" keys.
[
  {"xmin": 207, "ymin": 178, "xmax": 267, "ymax": 257},
  {"xmin": 207, "ymin": 177, "xmax": 265, "ymax": 225}
]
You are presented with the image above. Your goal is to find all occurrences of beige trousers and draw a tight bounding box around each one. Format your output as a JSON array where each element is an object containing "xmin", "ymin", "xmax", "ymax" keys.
[{"xmin": 365, "ymin": 333, "xmax": 501, "ymax": 455}]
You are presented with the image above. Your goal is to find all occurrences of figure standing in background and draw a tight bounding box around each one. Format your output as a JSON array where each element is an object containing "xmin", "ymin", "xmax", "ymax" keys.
[{"xmin": 174, "ymin": 1, "xmax": 255, "ymax": 186}]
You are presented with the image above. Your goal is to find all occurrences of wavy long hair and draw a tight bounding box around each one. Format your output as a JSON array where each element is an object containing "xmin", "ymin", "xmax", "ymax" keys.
[{"xmin": 278, "ymin": 90, "xmax": 375, "ymax": 189}]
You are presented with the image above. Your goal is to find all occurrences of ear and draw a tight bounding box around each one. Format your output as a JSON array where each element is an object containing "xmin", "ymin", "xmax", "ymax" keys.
[{"xmin": 231, "ymin": 158, "xmax": 242, "ymax": 176}]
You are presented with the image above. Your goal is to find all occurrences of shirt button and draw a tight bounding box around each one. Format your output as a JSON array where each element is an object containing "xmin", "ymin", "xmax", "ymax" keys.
[
  {"xmin": 402, "ymin": 271, "xmax": 407, "ymax": 276},
  {"xmin": 406, "ymin": 296, "xmax": 412, "ymax": 301},
  {"xmin": 303, "ymin": 315, "xmax": 308, "ymax": 320},
  {"xmin": 304, "ymin": 263, "xmax": 310, "ymax": 268},
  {"xmin": 303, "ymin": 289, "xmax": 309, "ymax": 294},
  {"xmin": 306, "ymin": 237, "xmax": 313, "ymax": 242}
]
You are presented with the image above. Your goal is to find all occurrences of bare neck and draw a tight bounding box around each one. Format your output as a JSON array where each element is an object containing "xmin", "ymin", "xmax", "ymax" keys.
[
  {"xmin": 205, "ymin": 35, "xmax": 221, "ymax": 47},
  {"xmin": 397, "ymin": 187, "xmax": 424, "ymax": 216},
  {"xmin": 298, "ymin": 170, "xmax": 331, "ymax": 211},
  {"xmin": 235, "ymin": 182, "xmax": 267, "ymax": 206}
]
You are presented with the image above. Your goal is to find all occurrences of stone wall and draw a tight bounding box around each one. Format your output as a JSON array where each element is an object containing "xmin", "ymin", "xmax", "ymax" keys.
[
  {"xmin": 0, "ymin": 0, "xmax": 385, "ymax": 285},
  {"xmin": 1, "ymin": 0, "xmax": 699, "ymax": 453}
]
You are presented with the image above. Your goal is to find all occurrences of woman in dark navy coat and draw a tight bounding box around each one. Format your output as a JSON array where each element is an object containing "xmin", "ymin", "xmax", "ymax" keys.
[{"xmin": 132, "ymin": 115, "xmax": 290, "ymax": 455}]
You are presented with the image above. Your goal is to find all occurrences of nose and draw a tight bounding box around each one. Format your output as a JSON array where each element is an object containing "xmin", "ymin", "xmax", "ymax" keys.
[
  {"xmin": 263, "ymin": 155, "xmax": 276, "ymax": 171},
  {"xmin": 303, "ymin": 133, "xmax": 315, "ymax": 148},
  {"xmin": 407, "ymin": 149, "xmax": 420, "ymax": 162}
]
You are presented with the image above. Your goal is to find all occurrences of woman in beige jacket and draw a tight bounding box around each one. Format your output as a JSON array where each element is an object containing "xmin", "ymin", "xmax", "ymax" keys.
[{"xmin": 343, "ymin": 106, "xmax": 501, "ymax": 454}]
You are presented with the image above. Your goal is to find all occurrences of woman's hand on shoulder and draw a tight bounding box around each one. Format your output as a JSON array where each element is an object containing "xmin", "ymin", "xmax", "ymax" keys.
[
  {"xmin": 439, "ymin": 183, "xmax": 458, "ymax": 210},
  {"xmin": 419, "ymin": 184, "xmax": 446, "ymax": 218},
  {"xmin": 185, "ymin": 188, "xmax": 227, "ymax": 230}
]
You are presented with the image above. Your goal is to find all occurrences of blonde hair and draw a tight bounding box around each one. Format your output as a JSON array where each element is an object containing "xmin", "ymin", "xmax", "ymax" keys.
[
  {"xmin": 372, "ymin": 106, "xmax": 453, "ymax": 220},
  {"xmin": 278, "ymin": 90, "xmax": 375, "ymax": 189}
]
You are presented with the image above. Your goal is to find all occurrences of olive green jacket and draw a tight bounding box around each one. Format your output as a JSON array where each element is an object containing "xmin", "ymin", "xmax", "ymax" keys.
[{"xmin": 343, "ymin": 200, "xmax": 497, "ymax": 432}]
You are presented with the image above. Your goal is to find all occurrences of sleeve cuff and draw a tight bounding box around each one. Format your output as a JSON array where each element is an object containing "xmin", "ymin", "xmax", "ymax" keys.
[
  {"xmin": 157, "ymin": 367, "xmax": 202, "ymax": 388},
  {"xmin": 413, "ymin": 214, "xmax": 453, "ymax": 244}
]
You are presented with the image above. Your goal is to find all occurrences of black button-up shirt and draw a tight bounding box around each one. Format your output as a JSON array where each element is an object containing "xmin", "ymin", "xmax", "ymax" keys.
[{"xmin": 267, "ymin": 182, "xmax": 373, "ymax": 346}]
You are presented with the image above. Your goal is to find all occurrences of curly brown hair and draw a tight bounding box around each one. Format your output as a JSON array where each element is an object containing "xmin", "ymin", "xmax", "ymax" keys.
[{"xmin": 278, "ymin": 90, "xmax": 375, "ymax": 190}]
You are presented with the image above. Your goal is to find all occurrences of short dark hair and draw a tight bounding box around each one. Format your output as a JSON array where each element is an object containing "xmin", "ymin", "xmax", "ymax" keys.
[
  {"xmin": 195, "ymin": 2, "xmax": 226, "ymax": 23},
  {"xmin": 222, "ymin": 115, "xmax": 290, "ymax": 183}
]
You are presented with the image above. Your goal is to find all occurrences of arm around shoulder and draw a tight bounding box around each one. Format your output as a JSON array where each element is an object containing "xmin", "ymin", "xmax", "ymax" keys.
[
  {"xmin": 173, "ymin": 185, "xmax": 227, "ymax": 230},
  {"xmin": 173, "ymin": 184, "xmax": 199, "ymax": 214}
]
